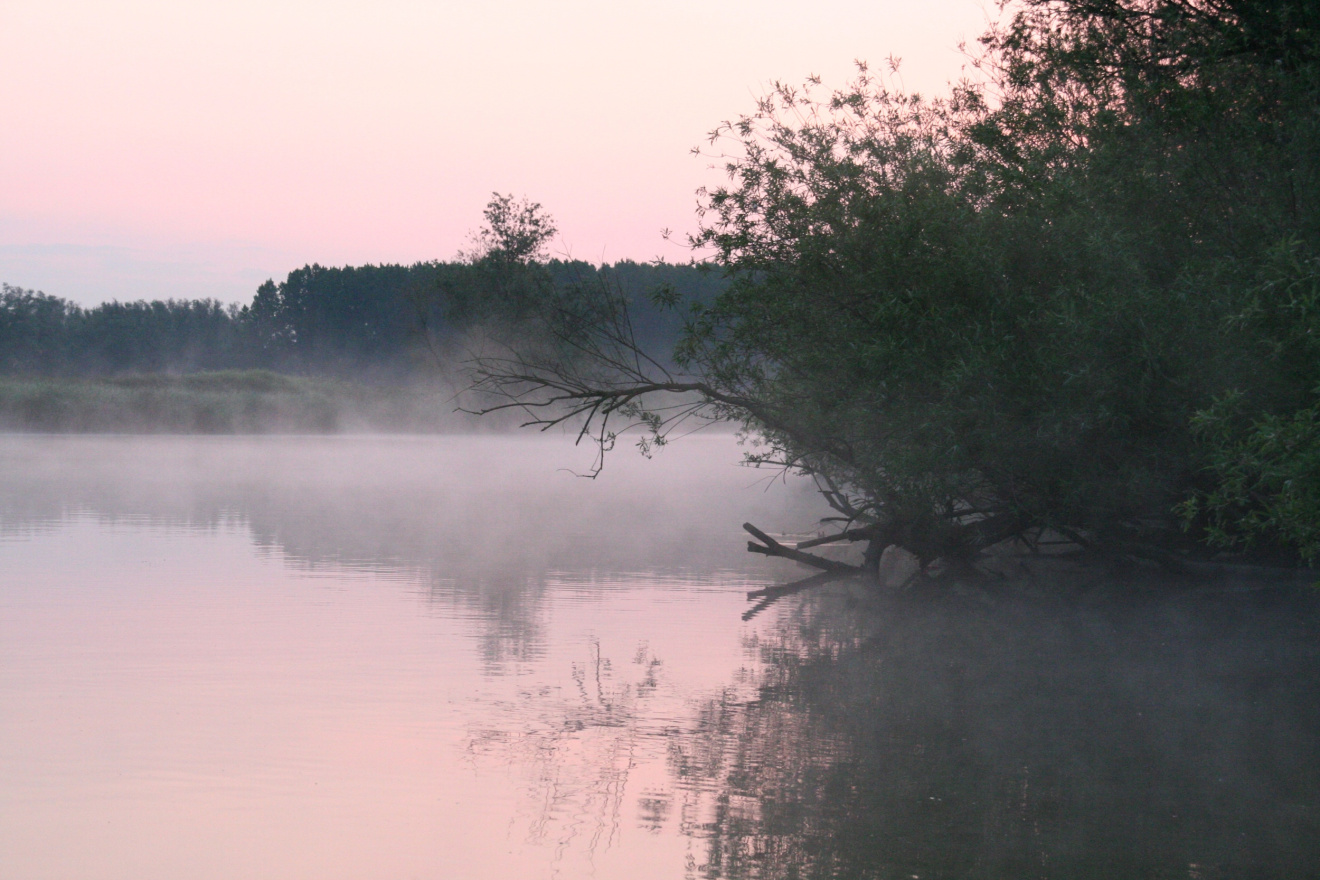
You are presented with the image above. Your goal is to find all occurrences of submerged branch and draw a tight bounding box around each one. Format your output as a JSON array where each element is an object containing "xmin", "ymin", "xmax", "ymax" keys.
[{"xmin": 743, "ymin": 522, "xmax": 865, "ymax": 573}]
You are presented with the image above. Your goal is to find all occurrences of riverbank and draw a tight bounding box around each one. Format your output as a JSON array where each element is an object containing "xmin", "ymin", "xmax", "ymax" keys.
[{"xmin": 0, "ymin": 371, "xmax": 467, "ymax": 433}]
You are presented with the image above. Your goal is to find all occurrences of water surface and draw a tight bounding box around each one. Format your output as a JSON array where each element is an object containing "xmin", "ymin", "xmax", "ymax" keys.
[
  {"xmin": 2, "ymin": 434, "xmax": 1318, "ymax": 879},
  {"xmin": 1, "ymin": 434, "xmax": 823, "ymax": 880}
]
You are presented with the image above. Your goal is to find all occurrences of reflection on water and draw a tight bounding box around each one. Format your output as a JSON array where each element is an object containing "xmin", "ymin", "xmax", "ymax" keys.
[
  {"xmin": 0, "ymin": 434, "xmax": 820, "ymax": 880},
  {"xmin": 2, "ymin": 435, "xmax": 1318, "ymax": 879},
  {"xmin": 676, "ymin": 583, "xmax": 1320, "ymax": 880}
]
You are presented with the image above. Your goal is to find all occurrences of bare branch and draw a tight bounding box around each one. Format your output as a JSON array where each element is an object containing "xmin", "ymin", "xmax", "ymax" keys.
[{"xmin": 743, "ymin": 522, "xmax": 864, "ymax": 573}]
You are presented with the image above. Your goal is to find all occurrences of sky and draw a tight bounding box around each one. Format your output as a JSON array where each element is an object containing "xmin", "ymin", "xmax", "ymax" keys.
[{"xmin": 0, "ymin": 0, "xmax": 993, "ymax": 306}]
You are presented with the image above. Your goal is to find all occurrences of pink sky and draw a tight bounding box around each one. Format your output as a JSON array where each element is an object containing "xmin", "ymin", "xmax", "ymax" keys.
[{"xmin": 0, "ymin": 0, "xmax": 992, "ymax": 304}]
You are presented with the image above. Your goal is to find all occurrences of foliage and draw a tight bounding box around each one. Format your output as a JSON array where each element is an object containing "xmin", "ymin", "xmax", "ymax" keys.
[
  {"xmin": 704, "ymin": 0, "xmax": 1320, "ymax": 558},
  {"xmin": 0, "ymin": 284, "xmax": 72, "ymax": 373},
  {"xmin": 460, "ymin": 192, "xmax": 558, "ymax": 266},
  {"xmin": 244, "ymin": 262, "xmax": 441, "ymax": 374},
  {"xmin": 1, "ymin": 285, "xmax": 257, "ymax": 374},
  {"xmin": 1178, "ymin": 241, "xmax": 1320, "ymax": 559},
  {"xmin": 471, "ymin": 0, "xmax": 1320, "ymax": 563},
  {"xmin": 1179, "ymin": 395, "xmax": 1320, "ymax": 560}
]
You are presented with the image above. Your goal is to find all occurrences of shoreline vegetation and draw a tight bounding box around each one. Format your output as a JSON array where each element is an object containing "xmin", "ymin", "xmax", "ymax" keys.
[
  {"xmin": 0, "ymin": 371, "xmax": 464, "ymax": 434},
  {"xmin": 464, "ymin": 1, "xmax": 1320, "ymax": 574}
]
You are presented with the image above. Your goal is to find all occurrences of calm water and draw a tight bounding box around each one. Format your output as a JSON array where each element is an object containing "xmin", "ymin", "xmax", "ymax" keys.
[{"xmin": 2, "ymin": 435, "xmax": 1318, "ymax": 879}]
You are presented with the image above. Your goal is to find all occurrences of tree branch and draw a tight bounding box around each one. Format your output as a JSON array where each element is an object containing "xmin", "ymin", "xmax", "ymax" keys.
[{"xmin": 743, "ymin": 522, "xmax": 864, "ymax": 573}]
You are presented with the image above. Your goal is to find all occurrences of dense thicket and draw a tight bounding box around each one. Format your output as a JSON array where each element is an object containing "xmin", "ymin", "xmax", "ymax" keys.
[
  {"xmin": 690, "ymin": 0, "xmax": 1320, "ymax": 561},
  {"xmin": 0, "ymin": 260, "xmax": 716, "ymax": 379},
  {"xmin": 473, "ymin": 0, "xmax": 1320, "ymax": 565}
]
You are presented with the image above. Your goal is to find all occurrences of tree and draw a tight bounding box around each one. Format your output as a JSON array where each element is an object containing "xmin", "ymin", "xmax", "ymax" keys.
[
  {"xmin": 439, "ymin": 194, "xmax": 562, "ymax": 326},
  {"xmin": 0, "ymin": 285, "xmax": 76, "ymax": 374},
  {"xmin": 468, "ymin": 0, "xmax": 1320, "ymax": 572},
  {"xmin": 461, "ymin": 193, "xmax": 557, "ymax": 265}
]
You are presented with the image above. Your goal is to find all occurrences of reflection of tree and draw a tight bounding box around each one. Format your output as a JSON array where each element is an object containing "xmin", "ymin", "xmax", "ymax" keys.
[
  {"xmin": 464, "ymin": 638, "xmax": 671, "ymax": 866},
  {"xmin": 671, "ymin": 585, "xmax": 1320, "ymax": 879}
]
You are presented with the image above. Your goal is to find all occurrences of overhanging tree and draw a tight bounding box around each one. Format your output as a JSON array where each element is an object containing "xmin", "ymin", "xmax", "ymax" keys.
[{"xmin": 468, "ymin": 0, "xmax": 1320, "ymax": 572}]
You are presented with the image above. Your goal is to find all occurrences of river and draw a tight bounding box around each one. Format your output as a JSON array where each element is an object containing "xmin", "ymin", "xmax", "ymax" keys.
[{"xmin": 2, "ymin": 434, "xmax": 1317, "ymax": 879}]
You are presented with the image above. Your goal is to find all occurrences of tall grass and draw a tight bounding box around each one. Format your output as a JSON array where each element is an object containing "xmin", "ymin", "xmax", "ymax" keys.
[{"xmin": 0, "ymin": 371, "xmax": 463, "ymax": 434}]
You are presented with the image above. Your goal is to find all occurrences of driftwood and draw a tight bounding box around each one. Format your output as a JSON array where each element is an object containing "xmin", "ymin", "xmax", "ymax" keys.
[
  {"xmin": 743, "ymin": 523, "xmax": 865, "ymax": 574},
  {"xmin": 740, "ymin": 522, "xmax": 868, "ymax": 620},
  {"xmin": 794, "ymin": 525, "xmax": 881, "ymax": 550}
]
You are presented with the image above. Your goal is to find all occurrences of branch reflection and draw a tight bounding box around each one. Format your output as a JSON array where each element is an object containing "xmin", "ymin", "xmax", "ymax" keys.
[{"xmin": 671, "ymin": 580, "xmax": 1320, "ymax": 879}]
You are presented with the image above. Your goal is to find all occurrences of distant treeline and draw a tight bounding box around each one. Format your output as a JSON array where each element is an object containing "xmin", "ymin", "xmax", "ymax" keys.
[{"xmin": 0, "ymin": 260, "xmax": 723, "ymax": 377}]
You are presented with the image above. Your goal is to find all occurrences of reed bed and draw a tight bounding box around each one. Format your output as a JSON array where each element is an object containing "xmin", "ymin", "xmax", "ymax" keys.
[{"xmin": 0, "ymin": 371, "xmax": 463, "ymax": 433}]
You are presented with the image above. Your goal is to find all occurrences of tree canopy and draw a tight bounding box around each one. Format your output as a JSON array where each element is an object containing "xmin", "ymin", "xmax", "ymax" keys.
[{"xmin": 470, "ymin": 0, "xmax": 1320, "ymax": 566}]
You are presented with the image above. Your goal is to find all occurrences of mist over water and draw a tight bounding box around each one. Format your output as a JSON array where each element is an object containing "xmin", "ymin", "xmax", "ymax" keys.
[
  {"xmin": 0, "ymin": 434, "xmax": 825, "ymax": 879},
  {"xmin": 2, "ymin": 434, "xmax": 1318, "ymax": 879}
]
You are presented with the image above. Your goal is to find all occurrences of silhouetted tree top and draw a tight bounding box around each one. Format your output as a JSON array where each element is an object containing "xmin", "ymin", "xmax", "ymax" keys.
[{"xmin": 461, "ymin": 193, "xmax": 558, "ymax": 265}]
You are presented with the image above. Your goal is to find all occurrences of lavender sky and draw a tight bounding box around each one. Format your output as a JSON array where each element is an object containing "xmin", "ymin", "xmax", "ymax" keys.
[{"xmin": 1, "ymin": 0, "xmax": 991, "ymax": 305}]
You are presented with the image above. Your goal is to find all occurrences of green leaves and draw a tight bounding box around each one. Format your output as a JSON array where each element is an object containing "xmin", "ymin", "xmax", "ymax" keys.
[
  {"xmin": 665, "ymin": 0, "xmax": 1319, "ymax": 555},
  {"xmin": 1182, "ymin": 393, "xmax": 1320, "ymax": 560}
]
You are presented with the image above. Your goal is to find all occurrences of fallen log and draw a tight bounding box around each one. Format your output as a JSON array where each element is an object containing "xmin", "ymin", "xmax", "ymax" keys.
[
  {"xmin": 743, "ymin": 522, "xmax": 865, "ymax": 574},
  {"xmin": 794, "ymin": 525, "xmax": 880, "ymax": 549}
]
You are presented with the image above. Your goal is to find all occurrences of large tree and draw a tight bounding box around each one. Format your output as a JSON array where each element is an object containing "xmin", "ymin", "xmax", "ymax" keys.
[{"xmin": 469, "ymin": 0, "xmax": 1320, "ymax": 570}]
